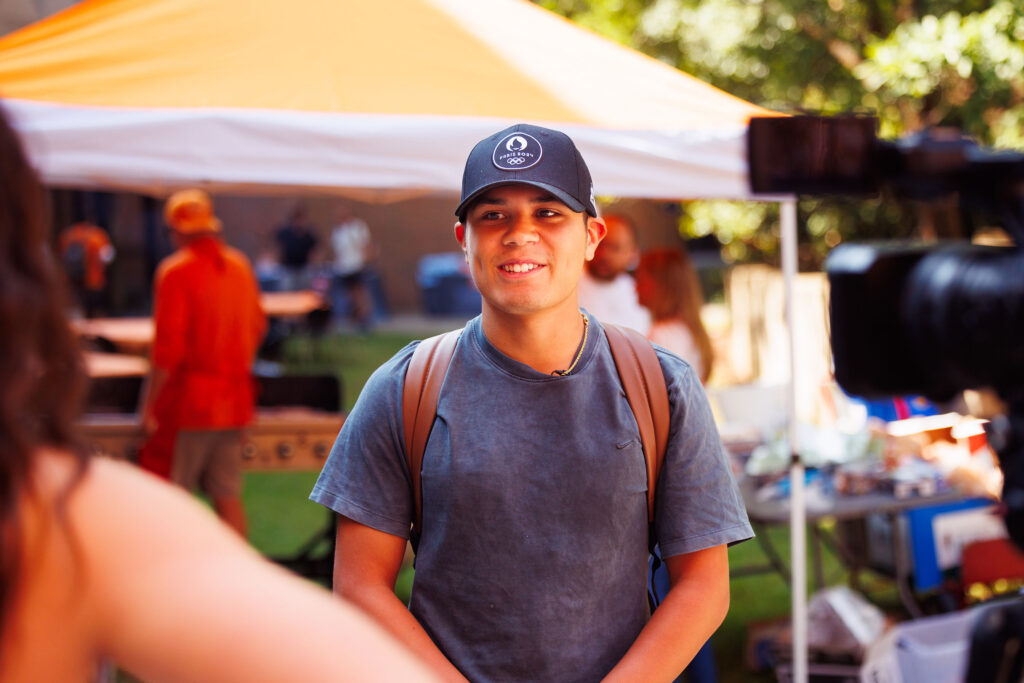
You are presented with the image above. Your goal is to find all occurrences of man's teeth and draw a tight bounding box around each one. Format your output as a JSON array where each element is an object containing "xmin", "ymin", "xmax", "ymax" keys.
[{"xmin": 503, "ymin": 263, "xmax": 539, "ymax": 273}]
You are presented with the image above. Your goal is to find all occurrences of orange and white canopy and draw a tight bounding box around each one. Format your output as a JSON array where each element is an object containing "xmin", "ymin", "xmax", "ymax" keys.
[{"xmin": 0, "ymin": 0, "xmax": 775, "ymax": 199}]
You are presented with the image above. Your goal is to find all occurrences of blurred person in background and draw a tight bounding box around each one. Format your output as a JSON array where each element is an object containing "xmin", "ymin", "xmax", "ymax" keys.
[
  {"xmin": 0, "ymin": 102, "xmax": 437, "ymax": 683},
  {"xmin": 636, "ymin": 247, "xmax": 714, "ymax": 385},
  {"xmin": 577, "ymin": 213, "xmax": 651, "ymax": 334},
  {"xmin": 330, "ymin": 204, "xmax": 376, "ymax": 331},
  {"xmin": 275, "ymin": 203, "xmax": 318, "ymax": 290},
  {"xmin": 59, "ymin": 216, "xmax": 114, "ymax": 318},
  {"xmin": 138, "ymin": 189, "xmax": 266, "ymax": 537}
]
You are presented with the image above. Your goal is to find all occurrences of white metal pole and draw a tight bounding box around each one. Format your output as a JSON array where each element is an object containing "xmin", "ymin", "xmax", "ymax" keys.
[{"xmin": 781, "ymin": 198, "xmax": 807, "ymax": 683}]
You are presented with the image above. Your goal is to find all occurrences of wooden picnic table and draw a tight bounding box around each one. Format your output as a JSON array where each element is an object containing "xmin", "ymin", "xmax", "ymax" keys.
[{"xmin": 72, "ymin": 290, "xmax": 328, "ymax": 353}]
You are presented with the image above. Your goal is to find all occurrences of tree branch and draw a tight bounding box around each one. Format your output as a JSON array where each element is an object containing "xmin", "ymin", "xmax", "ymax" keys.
[{"xmin": 795, "ymin": 12, "xmax": 863, "ymax": 70}]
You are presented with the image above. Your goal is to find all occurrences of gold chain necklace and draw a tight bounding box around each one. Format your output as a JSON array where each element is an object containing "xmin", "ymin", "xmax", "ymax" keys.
[{"xmin": 552, "ymin": 312, "xmax": 589, "ymax": 376}]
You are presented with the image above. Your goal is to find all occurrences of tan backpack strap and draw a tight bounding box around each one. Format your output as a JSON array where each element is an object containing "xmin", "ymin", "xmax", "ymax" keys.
[
  {"xmin": 402, "ymin": 329, "xmax": 462, "ymax": 539},
  {"xmin": 604, "ymin": 324, "xmax": 670, "ymax": 523}
]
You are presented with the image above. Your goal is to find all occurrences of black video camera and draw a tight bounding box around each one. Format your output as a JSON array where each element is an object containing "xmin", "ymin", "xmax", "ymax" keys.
[{"xmin": 747, "ymin": 115, "xmax": 1024, "ymax": 405}]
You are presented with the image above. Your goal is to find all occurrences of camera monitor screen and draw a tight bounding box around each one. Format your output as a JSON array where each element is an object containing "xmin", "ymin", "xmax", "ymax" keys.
[{"xmin": 748, "ymin": 115, "xmax": 880, "ymax": 195}]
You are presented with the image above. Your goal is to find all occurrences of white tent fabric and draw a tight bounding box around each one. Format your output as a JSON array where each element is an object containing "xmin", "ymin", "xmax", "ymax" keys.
[
  {"xmin": 0, "ymin": 0, "xmax": 775, "ymax": 200},
  {"xmin": 6, "ymin": 102, "xmax": 755, "ymax": 200}
]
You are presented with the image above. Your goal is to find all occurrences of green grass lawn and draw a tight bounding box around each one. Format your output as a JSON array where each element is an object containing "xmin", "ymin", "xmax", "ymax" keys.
[
  {"xmin": 242, "ymin": 329, "xmax": 901, "ymax": 681},
  {"xmin": 281, "ymin": 330, "xmax": 423, "ymax": 412}
]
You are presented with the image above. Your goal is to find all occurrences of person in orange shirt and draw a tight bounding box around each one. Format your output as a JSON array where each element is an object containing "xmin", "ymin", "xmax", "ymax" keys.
[
  {"xmin": 59, "ymin": 218, "xmax": 115, "ymax": 318},
  {"xmin": 139, "ymin": 189, "xmax": 267, "ymax": 537}
]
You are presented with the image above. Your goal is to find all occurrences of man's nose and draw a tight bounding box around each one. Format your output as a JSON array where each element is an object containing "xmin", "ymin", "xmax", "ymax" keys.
[{"xmin": 502, "ymin": 214, "xmax": 539, "ymax": 246}]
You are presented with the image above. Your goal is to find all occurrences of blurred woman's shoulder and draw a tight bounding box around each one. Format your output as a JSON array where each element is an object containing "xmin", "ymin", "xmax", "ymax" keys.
[
  {"xmin": 32, "ymin": 450, "xmax": 254, "ymax": 562},
  {"xmin": 9, "ymin": 451, "xmax": 439, "ymax": 682},
  {"xmin": 6, "ymin": 450, "xmax": 254, "ymax": 680},
  {"xmin": 5, "ymin": 449, "xmax": 101, "ymax": 681}
]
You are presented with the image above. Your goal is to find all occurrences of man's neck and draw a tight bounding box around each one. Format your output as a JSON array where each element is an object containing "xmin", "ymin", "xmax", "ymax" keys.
[{"xmin": 480, "ymin": 302, "xmax": 587, "ymax": 375}]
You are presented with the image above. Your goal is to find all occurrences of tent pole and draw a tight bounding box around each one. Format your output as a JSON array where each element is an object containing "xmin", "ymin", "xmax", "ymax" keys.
[{"xmin": 781, "ymin": 198, "xmax": 807, "ymax": 683}]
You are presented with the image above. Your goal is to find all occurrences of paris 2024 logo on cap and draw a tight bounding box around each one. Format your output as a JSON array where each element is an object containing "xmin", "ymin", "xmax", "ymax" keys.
[{"xmin": 493, "ymin": 132, "xmax": 542, "ymax": 170}]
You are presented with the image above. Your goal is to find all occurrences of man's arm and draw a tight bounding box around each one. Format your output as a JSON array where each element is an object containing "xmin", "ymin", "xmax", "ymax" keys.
[
  {"xmin": 141, "ymin": 267, "xmax": 185, "ymax": 435},
  {"xmin": 602, "ymin": 544, "xmax": 730, "ymax": 683},
  {"xmin": 333, "ymin": 517, "xmax": 468, "ymax": 683},
  {"xmin": 138, "ymin": 365, "xmax": 169, "ymax": 437}
]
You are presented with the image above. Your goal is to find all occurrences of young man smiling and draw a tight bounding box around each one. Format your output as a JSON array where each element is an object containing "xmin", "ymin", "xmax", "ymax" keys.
[
  {"xmin": 311, "ymin": 124, "xmax": 752, "ymax": 682},
  {"xmin": 455, "ymin": 182, "xmax": 600, "ymax": 372}
]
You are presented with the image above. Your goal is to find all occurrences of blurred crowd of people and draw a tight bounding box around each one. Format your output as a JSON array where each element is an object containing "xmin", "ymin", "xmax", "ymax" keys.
[
  {"xmin": 57, "ymin": 195, "xmax": 381, "ymax": 333},
  {"xmin": 264, "ymin": 202, "xmax": 379, "ymax": 331}
]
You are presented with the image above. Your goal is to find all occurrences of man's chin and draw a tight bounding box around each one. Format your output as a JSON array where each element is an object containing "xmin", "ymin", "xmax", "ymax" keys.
[{"xmin": 482, "ymin": 295, "xmax": 550, "ymax": 317}]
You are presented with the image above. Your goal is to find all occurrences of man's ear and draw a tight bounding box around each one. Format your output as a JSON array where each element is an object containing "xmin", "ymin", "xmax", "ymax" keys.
[
  {"xmin": 584, "ymin": 217, "xmax": 607, "ymax": 261},
  {"xmin": 455, "ymin": 222, "xmax": 468, "ymax": 259}
]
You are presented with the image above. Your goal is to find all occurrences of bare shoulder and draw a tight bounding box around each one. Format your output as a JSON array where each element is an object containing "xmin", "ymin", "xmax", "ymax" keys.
[
  {"xmin": 63, "ymin": 454, "xmax": 255, "ymax": 562},
  {"xmin": 27, "ymin": 453, "xmax": 438, "ymax": 682},
  {"xmin": 11, "ymin": 451, "xmax": 240, "ymax": 681},
  {"xmin": 31, "ymin": 450, "xmax": 256, "ymax": 589},
  {"xmin": 5, "ymin": 452, "xmax": 98, "ymax": 681}
]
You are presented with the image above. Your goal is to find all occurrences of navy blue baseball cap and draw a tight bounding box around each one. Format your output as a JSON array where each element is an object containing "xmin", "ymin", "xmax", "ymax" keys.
[{"xmin": 455, "ymin": 123, "xmax": 598, "ymax": 221}]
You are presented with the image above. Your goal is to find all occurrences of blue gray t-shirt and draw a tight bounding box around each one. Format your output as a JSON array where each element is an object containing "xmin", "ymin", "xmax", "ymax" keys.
[{"xmin": 311, "ymin": 314, "xmax": 752, "ymax": 682}]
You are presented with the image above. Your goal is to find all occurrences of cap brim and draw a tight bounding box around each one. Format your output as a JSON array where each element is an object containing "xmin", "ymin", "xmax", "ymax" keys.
[{"xmin": 455, "ymin": 181, "xmax": 587, "ymax": 220}]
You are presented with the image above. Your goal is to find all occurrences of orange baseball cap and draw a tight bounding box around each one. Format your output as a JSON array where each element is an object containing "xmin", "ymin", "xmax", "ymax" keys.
[{"xmin": 164, "ymin": 189, "xmax": 222, "ymax": 234}]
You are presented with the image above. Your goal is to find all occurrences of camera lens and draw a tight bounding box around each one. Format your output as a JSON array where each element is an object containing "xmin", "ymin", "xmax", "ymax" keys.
[{"xmin": 901, "ymin": 245, "xmax": 1024, "ymax": 401}]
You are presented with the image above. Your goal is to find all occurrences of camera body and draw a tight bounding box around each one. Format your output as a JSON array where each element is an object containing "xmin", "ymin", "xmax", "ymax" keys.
[{"xmin": 747, "ymin": 115, "xmax": 1024, "ymax": 404}]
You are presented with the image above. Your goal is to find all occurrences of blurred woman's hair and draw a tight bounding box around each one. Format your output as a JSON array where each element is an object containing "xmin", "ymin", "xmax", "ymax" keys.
[
  {"xmin": 637, "ymin": 247, "xmax": 714, "ymax": 383},
  {"xmin": 0, "ymin": 103, "xmax": 88, "ymax": 630}
]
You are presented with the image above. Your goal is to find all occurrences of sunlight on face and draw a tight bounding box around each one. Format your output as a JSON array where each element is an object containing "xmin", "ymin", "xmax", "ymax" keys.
[{"xmin": 456, "ymin": 184, "xmax": 603, "ymax": 319}]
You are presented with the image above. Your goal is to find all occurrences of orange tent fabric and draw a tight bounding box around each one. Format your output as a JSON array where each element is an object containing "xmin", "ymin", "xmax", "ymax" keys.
[{"xmin": 0, "ymin": 0, "xmax": 777, "ymax": 199}]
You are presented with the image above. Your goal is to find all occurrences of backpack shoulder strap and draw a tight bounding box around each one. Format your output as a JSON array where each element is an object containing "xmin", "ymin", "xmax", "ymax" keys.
[
  {"xmin": 603, "ymin": 323, "xmax": 670, "ymax": 523},
  {"xmin": 402, "ymin": 328, "xmax": 462, "ymax": 539},
  {"xmin": 400, "ymin": 323, "xmax": 671, "ymax": 537}
]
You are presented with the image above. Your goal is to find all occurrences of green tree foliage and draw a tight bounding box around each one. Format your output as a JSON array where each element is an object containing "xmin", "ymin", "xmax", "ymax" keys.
[{"xmin": 536, "ymin": 0, "xmax": 1024, "ymax": 267}]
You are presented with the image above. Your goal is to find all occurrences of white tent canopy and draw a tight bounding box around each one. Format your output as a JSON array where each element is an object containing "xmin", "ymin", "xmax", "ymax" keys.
[
  {"xmin": 6, "ymin": 103, "xmax": 760, "ymax": 201},
  {"xmin": 0, "ymin": 0, "xmax": 775, "ymax": 200}
]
